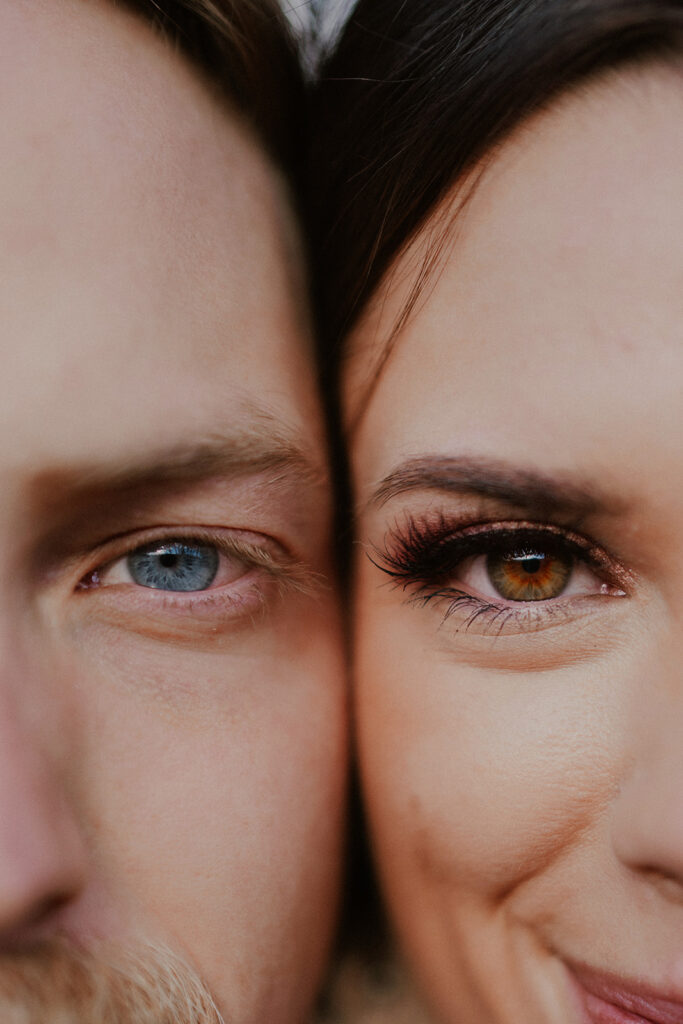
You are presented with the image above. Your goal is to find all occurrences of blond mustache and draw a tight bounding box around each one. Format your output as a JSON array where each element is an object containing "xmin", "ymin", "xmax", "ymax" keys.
[{"xmin": 0, "ymin": 940, "xmax": 225, "ymax": 1023}]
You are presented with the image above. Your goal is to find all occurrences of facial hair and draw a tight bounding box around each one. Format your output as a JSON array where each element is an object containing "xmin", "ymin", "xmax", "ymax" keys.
[{"xmin": 0, "ymin": 940, "xmax": 225, "ymax": 1023}]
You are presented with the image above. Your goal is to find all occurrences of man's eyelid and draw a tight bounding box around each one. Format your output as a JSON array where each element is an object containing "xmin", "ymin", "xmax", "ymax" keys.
[
  {"xmin": 74, "ymin": 528, "xmax": 322, "ymax": 601},
  {"xmin": 109, "ymin": 528, "xmax": 278, "ymax": 567},
  {"xmin": 102, "ymin": 532, "xmax": 284, "ymax": 578},
  {"xmin": 41, "ymin": 525, "xmax": 277, "ymax": 592},
  {"xmin": 32, "ymin": 459, "xmax": 327, "ymax": 584}
]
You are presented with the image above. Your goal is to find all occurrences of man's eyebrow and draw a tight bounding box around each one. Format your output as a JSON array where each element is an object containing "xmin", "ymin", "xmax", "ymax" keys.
[
  {"xmin": 370, "ymin": 455, "xmax": 622, "ymax": 521},
  {"xmin": 39, "ymin": 427, "xmax": 323, "ymax": 498}
]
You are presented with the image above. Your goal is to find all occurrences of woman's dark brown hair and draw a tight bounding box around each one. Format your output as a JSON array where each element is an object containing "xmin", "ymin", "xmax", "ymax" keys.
[{"xmin": 309, "ymin": 0, "xmax": 683, "ymax": 385}]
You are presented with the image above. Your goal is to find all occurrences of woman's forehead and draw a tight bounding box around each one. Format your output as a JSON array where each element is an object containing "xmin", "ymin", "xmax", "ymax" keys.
[{"xmin": 344, "ymin": 63, "xmax": 683, "ymax": 456}]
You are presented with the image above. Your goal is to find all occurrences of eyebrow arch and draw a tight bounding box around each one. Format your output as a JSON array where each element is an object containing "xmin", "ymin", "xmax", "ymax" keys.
[
  {"xmin": 370, "ymin": 455, "xmax": 621, "ymax": 521},
  {"xmin": 38, "ymin": 426, "xmax": 324, "ymax": 500}
]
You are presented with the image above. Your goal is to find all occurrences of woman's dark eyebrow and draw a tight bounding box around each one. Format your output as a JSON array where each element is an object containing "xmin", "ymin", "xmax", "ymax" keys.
[{"xmin": 370, "ymin": 455, "xmax": 620, "ymax": 521}]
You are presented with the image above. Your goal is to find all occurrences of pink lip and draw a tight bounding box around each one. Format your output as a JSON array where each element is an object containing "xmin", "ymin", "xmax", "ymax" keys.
[{"xmin": 571, "ymin": 964, "xmax": 683, "ymax": 1024}]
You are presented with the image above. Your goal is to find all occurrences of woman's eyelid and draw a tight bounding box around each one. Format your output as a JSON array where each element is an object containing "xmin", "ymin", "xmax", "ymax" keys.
[
  {"xmin": 469, "ymin": 523, "xmax": 631, "ymax": 593},
  {"xmin": 458, "ymin": 551, "xmax": 620, "ymax": 604},
  {"xmin": 376, "ymin": 514, "xmax": 632, "ymax": 594},
  {"xmin": 454, "ymin": 522, "xmax": 616, "ymax": 577}
]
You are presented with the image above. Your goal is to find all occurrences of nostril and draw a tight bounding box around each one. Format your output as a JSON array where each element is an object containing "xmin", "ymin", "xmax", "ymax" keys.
[
  {"xmin": 638, "ymin": 866, "xmax": 683, "ymax": 907},
  {"xmin": 25, "ymin": 891, "xmax": 74, "ymax": 930},
  {"xmin": 0, "ymin": 890, "xmax": 76, "ymax": 952}
]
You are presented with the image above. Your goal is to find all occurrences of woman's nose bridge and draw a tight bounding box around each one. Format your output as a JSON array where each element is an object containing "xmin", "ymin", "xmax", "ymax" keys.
[{"xmin": 0, "ymin": 641, "xmax": 86, "ymax": 942}]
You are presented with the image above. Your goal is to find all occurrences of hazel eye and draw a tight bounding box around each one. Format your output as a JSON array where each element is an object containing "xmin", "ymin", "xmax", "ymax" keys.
[
  {"xmin": 457, "ymin": 537, "xmax": 607, "ymax": 605},
  {"xmin": 486, "ymin": 547, "xmax": 571, "ymax": 601},
  {"xmin": 374, "ymin": 516, "xmax": 628, "ymax": 637}
]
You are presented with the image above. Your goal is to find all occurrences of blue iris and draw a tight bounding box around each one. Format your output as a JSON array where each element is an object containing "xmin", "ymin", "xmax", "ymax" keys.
[{"xmin": 127, "ymin": 541, "xmax": 219, "ymax": 591}]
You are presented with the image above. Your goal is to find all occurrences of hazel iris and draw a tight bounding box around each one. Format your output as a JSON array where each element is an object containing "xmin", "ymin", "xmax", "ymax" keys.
[{"xmin": 486, "ymin": 547, "xmax": 572, "ymax": 601}]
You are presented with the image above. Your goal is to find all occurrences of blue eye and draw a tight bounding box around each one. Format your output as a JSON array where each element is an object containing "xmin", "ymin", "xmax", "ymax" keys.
[{"xmin": 126, "ymin": 541, "xmax": 219, "ymax": 592}]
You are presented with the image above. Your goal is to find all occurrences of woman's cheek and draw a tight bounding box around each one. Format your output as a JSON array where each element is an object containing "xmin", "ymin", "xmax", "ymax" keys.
[{"xmin": 356, "ymin": 605, "xmax": 623, "ymax": 897}]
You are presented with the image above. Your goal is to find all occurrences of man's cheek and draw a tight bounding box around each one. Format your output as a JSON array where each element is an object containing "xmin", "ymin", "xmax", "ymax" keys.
[{"xmin": 55, "ymin": 612, "xmax": 344, "ymax": 1011}]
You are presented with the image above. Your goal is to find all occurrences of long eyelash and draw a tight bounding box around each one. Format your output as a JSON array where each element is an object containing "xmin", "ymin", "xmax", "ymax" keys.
[
  {"xmin": 368, "ymin": 516, "xmax": 490, "ymax": 631},
  {"xmin": 416, "ymin": 586, "xmax": 576, "ymax": 635},
  {"xmin": 373, "ymin": 512, "xmax": 602, "ymax": 586},
  {"xmin": 413, "ymin": 586, "xmax": 505, "ymax": 628},
  {"xmin": 369, "ymin": 510, "xmax": 466, "ymax": 586},
  {"xmin": 371, "ymin": 513, "xmax": 615, "ymax": 633}
]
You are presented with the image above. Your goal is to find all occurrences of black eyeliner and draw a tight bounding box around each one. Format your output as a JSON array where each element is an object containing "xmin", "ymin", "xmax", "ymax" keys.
[
  {"xmin": 369, "ymin": 512, "xmax": 628, "ymax": 635},
  {"xmin": 373, "ymin": 515, "xmax": 609, "ymax": 589}
]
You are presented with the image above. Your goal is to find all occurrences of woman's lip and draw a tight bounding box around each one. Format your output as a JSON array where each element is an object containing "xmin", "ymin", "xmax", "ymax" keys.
[{"xmin": 570, "ymin": 963, "xmax": 683, "ymax": 1024}]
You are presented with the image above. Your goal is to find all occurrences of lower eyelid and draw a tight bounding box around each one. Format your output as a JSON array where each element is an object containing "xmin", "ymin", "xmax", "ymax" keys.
[
  {"xmin": 117, "ymin": 573, "xmax": 268, "ymax": 611},
  {"xmin": 410, "ymin": 587, "xmax": 621, "ymax": 642},
  {"xmin": 71, "ymin": 573, "xmax": 278, "ymax": 643}
]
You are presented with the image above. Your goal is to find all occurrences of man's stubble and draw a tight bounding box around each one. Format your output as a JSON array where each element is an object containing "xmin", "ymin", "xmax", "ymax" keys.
[{"xmin": 0, "ymin": 940, "xmax": 224, "ymax": 1023}]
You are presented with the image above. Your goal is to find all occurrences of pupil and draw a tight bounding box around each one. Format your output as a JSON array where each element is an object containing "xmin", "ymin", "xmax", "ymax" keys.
[
  {"xmin": 521, "ymin": 557, "xmax": 544, "ymax": 575},
  {"xmin": 159, "ymin": 553, "xmax": 178, "ymax": 568}
]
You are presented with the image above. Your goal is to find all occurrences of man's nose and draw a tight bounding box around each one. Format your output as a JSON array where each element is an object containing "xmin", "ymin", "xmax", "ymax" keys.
[
  {"xmin": 611, "ymin": 658, "xmax": 683, "ymax": 899},
  {"xmin": 0, "ymin": 690, "xmax": 86, "ymax": 945}
]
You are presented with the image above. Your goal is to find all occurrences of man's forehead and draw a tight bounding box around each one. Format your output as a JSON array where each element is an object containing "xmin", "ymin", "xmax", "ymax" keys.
[
  {"xmin": 34, "ymin": 416, "xmax": 325, "ymax": 497},
  {"xmin": 0, "ymin": 0, "xmax": 286, "ymax": 292},
  {"xmin": 0, "ymin": 0, "xmax": 318, "ymax": 487}
]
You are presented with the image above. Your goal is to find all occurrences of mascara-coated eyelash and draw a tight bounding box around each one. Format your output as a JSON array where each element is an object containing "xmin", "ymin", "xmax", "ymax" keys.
[{"xmin": 372, "ymin": 514, "xmax": 627, "ymax": 632}]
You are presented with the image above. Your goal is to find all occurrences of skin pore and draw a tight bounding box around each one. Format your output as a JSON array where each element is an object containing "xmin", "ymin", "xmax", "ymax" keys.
[
  {"xmin": 0, "ymin": 1, "xmax": 345, "ymax": 1021},
  {"xmin": 346, "ymin": 65, "xmax": 683, "ymax": 1023}
]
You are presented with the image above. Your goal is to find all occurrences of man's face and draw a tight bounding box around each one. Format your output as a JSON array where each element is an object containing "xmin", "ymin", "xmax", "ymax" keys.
[{"xmin": 0, "ymin": 2, "xmax": 346, "ymax": 1021}]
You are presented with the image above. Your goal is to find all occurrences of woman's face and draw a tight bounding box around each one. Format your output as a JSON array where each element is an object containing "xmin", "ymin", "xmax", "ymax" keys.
[{"xmin": 346, "ymin": 66, "xmax": 683, "ymax": 1023}]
